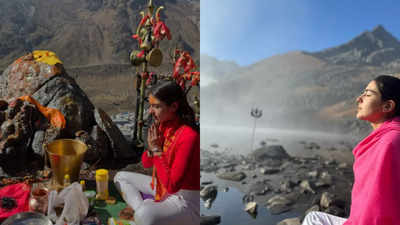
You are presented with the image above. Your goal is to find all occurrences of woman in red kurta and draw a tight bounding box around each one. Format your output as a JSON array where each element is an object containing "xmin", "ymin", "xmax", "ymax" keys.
[
  {"xmin": 114, "ymin": 81, "xmax": 200, "ymax": 225},
  {"xmin": 302, "ymin": 75, "xmax": 400, "ymax": 225}
]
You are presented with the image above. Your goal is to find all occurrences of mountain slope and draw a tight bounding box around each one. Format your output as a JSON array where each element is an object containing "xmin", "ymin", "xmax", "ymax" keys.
[{"xmin": 0, "ymin": 0, "xmax": 199, "ymax": 69}]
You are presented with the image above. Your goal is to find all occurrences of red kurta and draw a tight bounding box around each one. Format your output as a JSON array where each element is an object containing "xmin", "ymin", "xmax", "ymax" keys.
[{"xmin": 142, "ymin": 119, "xmax": 200, "ymax": 196}]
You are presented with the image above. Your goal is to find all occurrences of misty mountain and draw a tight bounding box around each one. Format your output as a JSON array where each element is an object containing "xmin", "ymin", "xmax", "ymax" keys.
[
  {"xmin": 0, "ymin": 0, "xmax": 199, "ymax": 70},
  {"xmin": 200, "ymin": 54, "xmax": 241, "ymax": 85},
  {"xmin": 307, "ymin": 25, "xmax": 400, "ymax": 67},
  {"xmin": 202, "ymin": 25, "xmax": 400, "ymax": 137}
]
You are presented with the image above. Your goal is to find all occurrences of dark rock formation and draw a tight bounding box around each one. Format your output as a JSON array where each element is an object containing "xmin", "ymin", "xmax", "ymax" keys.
[
  {"xmin": 216, "ymin": 171, "xmax": 246, "ymax": 182},
  {"xmin": 200, "ymin": 215, "xmax": 221, "ymax": 225},
  {"xmin": 0, "ymin": 53, "xmax": 140, "ymax": 175},
  {"xmin": 251, "ymin": 145, "xmax": 291, "ymax": 161}
]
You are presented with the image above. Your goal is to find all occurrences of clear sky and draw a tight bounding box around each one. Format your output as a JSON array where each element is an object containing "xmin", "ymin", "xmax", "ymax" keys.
[{"xmin": 201, "ymin": 0, "xmax": 400, "ymax": 66}]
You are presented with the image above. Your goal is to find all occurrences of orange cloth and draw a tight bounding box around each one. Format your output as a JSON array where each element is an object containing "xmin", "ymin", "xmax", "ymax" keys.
[{"xmin": 18, "ymin": 96, "xmax": 66, "ymax": 129}]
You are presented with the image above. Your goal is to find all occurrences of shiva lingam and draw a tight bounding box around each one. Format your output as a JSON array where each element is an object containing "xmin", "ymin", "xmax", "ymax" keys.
[{"xmin": 44, "ymin": 139, "xmax": 87, "ymax": 190}]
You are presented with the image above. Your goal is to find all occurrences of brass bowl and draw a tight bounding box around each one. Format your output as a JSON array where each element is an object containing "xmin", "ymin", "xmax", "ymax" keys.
[{"xmin": 45, "ymin": 139, "xmax": 87, "ymax": 186}]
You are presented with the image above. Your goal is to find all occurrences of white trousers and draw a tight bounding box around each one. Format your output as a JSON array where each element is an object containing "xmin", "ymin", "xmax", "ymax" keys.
[
  {"xmin": 114, "ymin": 171, "xmax": 200, "ymax": 225},
  {"xmin": 302, "ymin": 211, "xmax": 347, "ymax": 225}
]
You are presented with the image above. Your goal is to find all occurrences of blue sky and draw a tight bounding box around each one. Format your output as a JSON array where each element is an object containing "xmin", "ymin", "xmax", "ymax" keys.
[{"xmin": 201, "ymin": 0, "xmax": 400, "ymax": 66}]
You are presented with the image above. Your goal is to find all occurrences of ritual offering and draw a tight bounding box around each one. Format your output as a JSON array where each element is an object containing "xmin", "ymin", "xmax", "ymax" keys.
[
  {"xmin": 28, "ymin": 187, "xmax": 49, "ymax": 214},
  {"xmin": 108, "ymin": 217, "xmax": 136, "ymax": 225},
  {"xmin": 95, "ymin": 169, "xmax": 109, "ymax": 200}
]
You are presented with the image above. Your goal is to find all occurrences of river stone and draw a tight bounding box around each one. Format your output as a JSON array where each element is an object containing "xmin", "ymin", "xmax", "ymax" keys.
[
  {"xmin": 201, "ymin": 180, "xmax": 213, "ymax": 185},
  {"xmin": 324, "ymin": 205, "xmax": 345, "ymax": 217},
  {"xmin": 200, "ymin": 185, "xmax": 218, "ymax": 200},
  {"xmin": 324, "ymin": 159, "xmax": 336, "ymax": 166},
  {"xmin": 204, "ymin": 198, "xmax": 215, "ymax": 209},
  {"xmin": 308, "ymin": 170, "xmax": 319, "ymax": 179},
  {"xmin": 216, "ymin": 171, "xmax": 246, "ymax": 181},
  {"xmin": 244, "ymin": 201, "xmax": 257, "ymax": 214},
  {"xmin": 251, "ymin": 145, "xmax": 290, "ymax": 161},
  {"xmin": 320, "ymin": 192, "xmax": 335, "ymax": 209},
  {"xmin": 300, "ymin": 180, "xmax": 316, "ymax": 194},
  {"xmin": 277, "ymin": 218, "xmax": 301, "ymax": 225},
  {"xmin": 200, "ymin": 215, "xmax": 221, "ymax": 225},
  {"xmin": 260, "ymin": 167, "xmax": 280, "ymax": 174},
  {"xmin": 337, "ymin": 162, "xmax": 348, "ymax": 169},
  {"xmin": 280, "ymin": 180, "xmax": 295, "ymax": 193},
  {"xmin": 266, "ymin": 194, "xmax": 294, "ymax": 214},
  {"xmin": 242, "ymin": 194, "xmax": 254, "ymax": 203},
  {"xmin": 316, "ymin": 171, "xmax": 333, "ymax": 187}
]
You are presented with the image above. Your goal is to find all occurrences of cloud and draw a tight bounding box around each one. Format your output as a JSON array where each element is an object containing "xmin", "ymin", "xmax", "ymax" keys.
[
  {"xmin": 200, "ymin": 54, "xmax": 241, "ymax": 86},
  {"xmin": 200, "ymin": 73, "xmax": 217, "ymax": 86}
]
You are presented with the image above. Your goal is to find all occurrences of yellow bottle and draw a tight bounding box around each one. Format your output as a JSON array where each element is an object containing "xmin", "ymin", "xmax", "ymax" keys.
[
  {"xmin": 95, "ymin": 169, "xmax": 109, "ymax": 200},
  {"xmin": 80, "ymin": 180, "xmax": 86, "ymax": 191}
]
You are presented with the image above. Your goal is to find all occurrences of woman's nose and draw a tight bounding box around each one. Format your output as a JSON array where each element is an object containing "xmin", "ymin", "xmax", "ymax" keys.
[{"xmin": 356, "ymin": 95, "xmax": 362, "ymax": 103}]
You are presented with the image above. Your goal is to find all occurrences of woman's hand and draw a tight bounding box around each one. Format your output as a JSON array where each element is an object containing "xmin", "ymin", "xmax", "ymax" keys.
[{"xmin": 147, "ymin": 122, "xmax": 163, "ymax": 156}]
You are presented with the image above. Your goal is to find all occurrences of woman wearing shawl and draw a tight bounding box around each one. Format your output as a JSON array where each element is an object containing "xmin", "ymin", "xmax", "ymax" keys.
[
  {"xmin": 302, "ymin": 75, "xmax": 400, "ymax": 225},
  {"xmin": 114, "ymin": 81, "xmax": 200, "ymax": 225}
]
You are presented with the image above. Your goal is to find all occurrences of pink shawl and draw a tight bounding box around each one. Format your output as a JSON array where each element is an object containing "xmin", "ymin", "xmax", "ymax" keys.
[{"xmin": 344, "ymin": 117, "xmax": 400, "ymax": 225}]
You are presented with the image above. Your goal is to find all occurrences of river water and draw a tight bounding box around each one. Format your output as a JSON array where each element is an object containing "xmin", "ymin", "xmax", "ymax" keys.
[
  {"xmin": 200, "ymin": 173, "xmax": 300, "ymax": 225},
  {"xmin": 200, "ymin": 124, "xmax": 352, "ymax": 156},
  {"xmin": 200, "ymin": 124, "xmax": 353, "ymax": 225}
]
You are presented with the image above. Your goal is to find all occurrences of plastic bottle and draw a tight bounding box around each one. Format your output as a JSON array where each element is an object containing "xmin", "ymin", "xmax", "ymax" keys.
[
  {"xmin": 95, "ymin": 169, "xmax": 109, "ymax": 200},
  {"xmin": 80, "ymin": 180, "xmax": 86, "ymax": 191}
]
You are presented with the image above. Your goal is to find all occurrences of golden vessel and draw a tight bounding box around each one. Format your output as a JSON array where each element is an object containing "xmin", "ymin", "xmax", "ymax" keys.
[{"xmin": 45, "ymin": 139, "xmax": 87, "ymax": 187}]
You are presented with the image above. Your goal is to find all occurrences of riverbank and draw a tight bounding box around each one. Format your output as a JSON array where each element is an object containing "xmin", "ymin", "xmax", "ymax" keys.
[{"xmin": 200, "ymin": 135, "xmax": 355, "ymax": 225}]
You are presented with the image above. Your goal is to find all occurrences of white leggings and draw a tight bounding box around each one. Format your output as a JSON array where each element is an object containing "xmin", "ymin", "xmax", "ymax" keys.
[
  {"xmin": 302, "ymin": 211, "xmax": 347, "ymax": 225},
  {"xmin": 113, "ymin": 171, "xmax": 200, "ymax": 225}
]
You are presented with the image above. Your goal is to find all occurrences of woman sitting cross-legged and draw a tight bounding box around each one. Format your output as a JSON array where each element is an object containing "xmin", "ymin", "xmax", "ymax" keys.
[{"xmin": 114, "ymin": 81, "xmax": 200, "ymax": 225}]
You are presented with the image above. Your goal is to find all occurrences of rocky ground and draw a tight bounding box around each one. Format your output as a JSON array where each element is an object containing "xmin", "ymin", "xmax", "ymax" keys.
[{"xmin": 200, "ymin": 140, "xmax": 356, "ymax": 225}]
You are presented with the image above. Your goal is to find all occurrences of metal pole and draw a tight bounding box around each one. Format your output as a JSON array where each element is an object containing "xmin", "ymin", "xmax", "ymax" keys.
[
  {"xmin": 251, "ymin": 117, "xmax": 257, "ymax": 151},
  {"xmin": 137, "ymin": 62, "xmax": 148, "ymax": 146}
]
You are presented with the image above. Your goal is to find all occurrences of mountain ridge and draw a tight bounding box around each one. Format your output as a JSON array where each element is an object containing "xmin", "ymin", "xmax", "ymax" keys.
[{"xmin": 307, "ymin": 25, "xmax": 400, "ymax": 66}]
